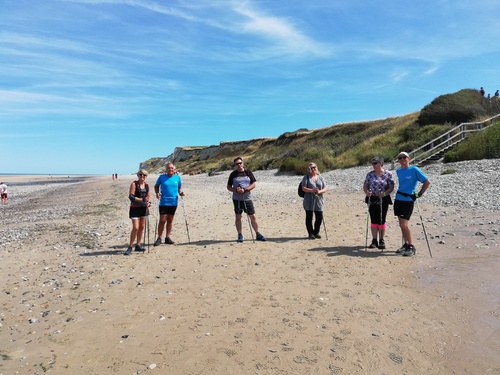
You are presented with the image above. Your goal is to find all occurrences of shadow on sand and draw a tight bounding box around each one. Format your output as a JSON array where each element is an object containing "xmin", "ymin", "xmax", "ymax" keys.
[
  {"xmin": 308, "ymin": 245, "xmax": 400, "ymax": 258},
  {"xmin": 176, "ymin": 236, "xmax": 307, "ymax": 246}
]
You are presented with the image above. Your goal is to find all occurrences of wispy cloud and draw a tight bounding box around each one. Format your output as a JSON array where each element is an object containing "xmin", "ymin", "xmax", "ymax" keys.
[
  {"xmin": 1, "ymin": 0, "xmax": 499, "ymax": 174},
  {"xmin": 231, "ymin": 3, "xmax": 329, "ymax": 57},
  {"xmin": 61, "ymin": 0, "xmax": 330, "ymax": 58}
]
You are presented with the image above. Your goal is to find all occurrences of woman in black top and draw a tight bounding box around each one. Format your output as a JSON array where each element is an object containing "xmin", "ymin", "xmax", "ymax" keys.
[{"xmin": 125, "ymin": 169, "xmax": 151, "ymax": 255}]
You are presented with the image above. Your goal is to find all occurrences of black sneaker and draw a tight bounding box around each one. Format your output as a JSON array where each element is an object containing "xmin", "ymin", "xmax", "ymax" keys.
[
  {"xmin": 378, "ymin": 239, "xmax": 386, "ymax": 250},
  {"xmin": 237, "ymin": 234, "xmax": 243, "ymax": 243},
  {"xmin": 154, "ymin": 237, "xmax": 162, "ymax": 246},
  {"xmin": 135, "ymin": 244, "xmax": 145, "ymax": 252},
  {"xmin": 396, "ymin": 244, "xmax": 407, "ymax": 254},
  {"xmin": 256, "ymin": 233, "xmax": 267, "ymax": 242},
  {"xmin": 313, "ymin": 233, "xmax": 322, "ymax": 239},
  {"xmin": 403, "ymin": 244, "xmax": 416, "ymax": 257},
  {"xmin": 123, "ymin": 246, "xmax": 133, "ymax": 256},
  {"xmin": 165, "ymin": 237, "xmax": 174, "ymax": 245},
  {"xmin": 368, "ymin": 239, "xmax": 378, "ymax": 248},
  {"xmin": 308, "ymin": 234, "xmax": 316, "ymax": 240}
]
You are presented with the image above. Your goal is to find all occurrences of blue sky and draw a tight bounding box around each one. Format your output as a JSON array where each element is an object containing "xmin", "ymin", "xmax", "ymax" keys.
[{"xmin": 1, "ymin": 0, "xmax": 499, "ymax": 175}]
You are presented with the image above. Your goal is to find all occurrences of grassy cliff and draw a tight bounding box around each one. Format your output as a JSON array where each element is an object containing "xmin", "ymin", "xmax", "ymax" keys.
[{"xmin": 142, "ymin": 89, "xmax": 500, "ymax": 175}]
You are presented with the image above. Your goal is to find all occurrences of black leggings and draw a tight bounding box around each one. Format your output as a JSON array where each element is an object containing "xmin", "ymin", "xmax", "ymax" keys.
[
  {"xmin": 369, "ymin": 201, "xmax": 390, "ymax": 225},
  {"xmin": 305, "ymin": 210, "xmax": 323, "ymax": 235},
  {"xmin": 367, "ymin": 196, "xmax": 392, "ymax": 225}
]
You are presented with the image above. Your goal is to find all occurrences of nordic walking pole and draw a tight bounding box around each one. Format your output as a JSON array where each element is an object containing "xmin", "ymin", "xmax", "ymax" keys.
[
  {"xmin": 242, "ymin": 199, "xmax": 255, "ymax": 242},
  {"xmin": 415, "ymin": 200, "xmax": 433, "ymax": 258},
  {"xmin": 314, "ymin": 194, "xmax": 328, "ymax": 240},
  {"xmin": 154, "ymin": 199, "xmax": 158, "ymax": 246},
  {"xmin": 142, "ymin": 215, "xmax": 147, "ymax": 254},
  {"xmin": 147, "ymin": 215, "xmax": 150, "ymax": 253},
  {"xmin": 321, "ymin": 215, "xmax": 329, "ymax": 240},
  {"xmin": 180, "ymin": 196, "xmax": 191, "ymax": 244},
  {"xmin": 365, "ymin": 200, "xmax": 370, "ymax": 251},
  {"xmin": 147, "ymin": 200, "xmax": 152, "ymax": 253},
  {"xmin": 379, "ymin": 197, "xmax": 383, "ymax": 252},
  {"xmin": 239, "ymin": 185, "xmax": 254, "ymax": 242}
]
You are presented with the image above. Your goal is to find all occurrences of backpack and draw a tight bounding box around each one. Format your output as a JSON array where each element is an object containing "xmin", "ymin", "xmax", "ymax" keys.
[{"xmin": 298, "ymin": 175, "xmax": 309, "ymax": 198}]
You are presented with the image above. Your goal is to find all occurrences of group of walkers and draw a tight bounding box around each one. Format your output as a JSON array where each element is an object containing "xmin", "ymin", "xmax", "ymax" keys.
[
  {"xmin": 363, "ymin": 152, "xmax": 430, "ymax": 257},
  {"xmin": 124, "ymin": 163, "xmax": 184, "ymax": 255},
  {"xmin": 125, "ymin": 152, "xmax": 430, "ymax": 258},
  {"xmin": 479, "ymin": 87, "xmax": 499, "ymax": 99}
]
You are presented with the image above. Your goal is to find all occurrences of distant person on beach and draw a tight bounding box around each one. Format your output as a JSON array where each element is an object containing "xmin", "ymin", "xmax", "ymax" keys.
[
  {"xmin": 0, "ymin": 182, "xmax": 7, "ymax": 205},
  {"xmin": 479, "ymin": 87, "xmax": 485, "ymax": 97},
  {"xmin": 125, "ymin": 169, "xmax": 150, "ymax": 255},
  {"xmin": 301, "ymin": 162, "xmax": 327, "ymax": 239},
  {"xmin": 393, "ymin": 152, "xmax": 430, "ymax": 257},
  {"xmin": 363, "ymin": 157, "xmax": 394, "ymax": 249},
  {"xmin": 495, "ymin": 90, "xmax": 499, "ymax": 97},
  {"xmin": 227, "ymin": 157, "xmax": 266, "ymax": 242},
  {"xmin": 154, "ymin": 163, "xmax": 184, "ymax": 246},
  {"xmin": 112, "ymin": 174, "xmax": 115, "ymax": 181},
  {"xmin": 115, "ymin": 173, "xmax": 118, "ymax": 180}
]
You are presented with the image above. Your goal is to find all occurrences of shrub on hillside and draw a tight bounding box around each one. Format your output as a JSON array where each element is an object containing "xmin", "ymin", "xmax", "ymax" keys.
[
  {"xmin": 418, "ymin": 89, "xmax": 500, "ymax": 126},
  {"xmin": 444, "ymin": 121, "xmax": 500, "ymax": 162},
  {"xmin": 279, "ymin": 157, "xmax": 309, "ymax": 174},
  {"xmin": 397, "ymin": 123, "xmax": 453, "ymax": 154},
  {"xmin": 279, "ymin": 156, "xmax": 329, "ymax": 174}
]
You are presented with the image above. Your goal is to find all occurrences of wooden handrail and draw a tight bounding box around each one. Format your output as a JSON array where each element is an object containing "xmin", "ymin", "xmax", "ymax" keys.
[{"xmin": 397, "ymin": 114, "xmax": 500, "ymax": 165}]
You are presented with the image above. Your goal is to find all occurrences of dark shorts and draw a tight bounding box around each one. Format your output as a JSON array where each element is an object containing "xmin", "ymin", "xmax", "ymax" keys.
[
  {"xmin": 129, "ymin": 206, "xmax": 149, "ymax": 219},
  {"xmin": 1, "ymin": 193, "xmax": 7, "ymax": 199},
  {"xmin": 394, "ymin": 199, "xmax": 414, "ymax": 221},
  {"xmin": 233, "ymin": 199, "xmax": 255, "ymax": 215},
  {"xmin": 159, "ymin": 206, "xmax": 177, "ymax": 215}
]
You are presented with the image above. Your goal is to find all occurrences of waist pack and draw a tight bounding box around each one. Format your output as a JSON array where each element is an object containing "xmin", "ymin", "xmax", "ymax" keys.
[
  {"xmin": 365, "ymin": 194, "xmax": 393, "ymax": 205},
  {"xmin": 397, "ymin": 190, "xmax": 417, "ymax": 201}
]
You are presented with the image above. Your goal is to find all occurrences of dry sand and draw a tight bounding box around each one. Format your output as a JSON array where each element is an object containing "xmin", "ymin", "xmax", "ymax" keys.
[{"xmin": 0, "ymin": 173, "xmax": 498, "ymax": 375}]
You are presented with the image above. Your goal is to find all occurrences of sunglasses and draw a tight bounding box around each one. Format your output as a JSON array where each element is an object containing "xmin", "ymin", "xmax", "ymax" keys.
[
  {"xmin": 138, "ymin": 173, "xmax": 147, "ymax": 176},
  {"xmin": 371, "ymin": 162, "xmax": 379, "ymax": 165},
  {"xmin": 235, "ymin": 162, "xmax": 243, "ymax": 165},
  {"xmin": 310, "ymin": 166, "xmax": 317, "ymax": 169},
  {"xmin": 398, "ymin": 156, "xmax": 408, "ymax": 160}
]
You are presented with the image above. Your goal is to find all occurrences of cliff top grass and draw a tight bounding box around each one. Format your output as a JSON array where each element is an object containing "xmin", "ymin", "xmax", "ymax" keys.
[{"xmin": 143, "ymin": 89, "xmax": 500, "ymax": 175}]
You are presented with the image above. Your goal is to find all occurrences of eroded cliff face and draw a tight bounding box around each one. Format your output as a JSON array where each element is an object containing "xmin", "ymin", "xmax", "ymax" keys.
[
  {"xmin": 140, "ymin": 137, "xmax": 277, "ymax": 174},
  {"xmin": 170, "ymin": 145, "xmax": 219, "ymax": 162}
]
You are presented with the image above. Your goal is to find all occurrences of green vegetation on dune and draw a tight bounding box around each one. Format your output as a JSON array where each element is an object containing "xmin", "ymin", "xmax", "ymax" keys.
[
  {"xmin": 444, "ymin": 121, "xmax": 500, "ymax": 162},
  {"xmin": 143, "ymin": 89, "xmax": 500, "ymax": 175},
  {"xmin": 418, "ymin": 89, "xmax": 500, "ymax": 126}
]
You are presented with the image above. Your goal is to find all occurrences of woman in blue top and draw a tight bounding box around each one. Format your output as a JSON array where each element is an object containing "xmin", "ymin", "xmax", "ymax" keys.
[
  {"xmin": 394, "ymin": 152, "xmax": 430, "ymax": 257},
  {"xmin": 154, "ymin": 163, "xmax": 184, "ymax": 245}
]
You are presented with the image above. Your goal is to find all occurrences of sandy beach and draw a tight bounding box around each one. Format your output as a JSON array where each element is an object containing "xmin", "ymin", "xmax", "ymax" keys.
[{"xmin": 0, "ymin": 170, "xmax": 498, "ymax": 375}]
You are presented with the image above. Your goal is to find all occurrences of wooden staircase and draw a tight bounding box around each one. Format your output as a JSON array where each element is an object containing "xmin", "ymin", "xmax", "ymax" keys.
[{"xmin": 400, "ymin": 114, "xmax": 500, "ymax": 166}]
